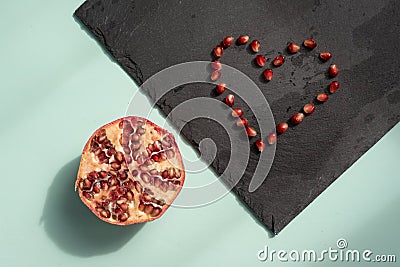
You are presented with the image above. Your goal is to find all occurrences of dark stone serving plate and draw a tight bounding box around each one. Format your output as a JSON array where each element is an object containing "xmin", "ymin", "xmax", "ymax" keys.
[{"xmin": 75, "ymin": 0, "xmax": 400, "ymax": 233}]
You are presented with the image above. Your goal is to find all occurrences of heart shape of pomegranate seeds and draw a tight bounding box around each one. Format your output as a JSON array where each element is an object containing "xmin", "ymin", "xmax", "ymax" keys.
[{"xmin": 210, "ymin": 36, "xmax": 340, "ymax": 152}]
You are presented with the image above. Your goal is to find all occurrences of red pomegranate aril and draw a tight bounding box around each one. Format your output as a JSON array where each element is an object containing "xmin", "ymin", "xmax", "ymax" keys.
[
  {"xmin": 236, "ymin": 118, "xmax": 248, "ymax": 127},
  {"xmin": 222, "ymin": 36, "xmax": 234, "ymax": 48},
  {"xmin": 287, "ymin": 42, "xmax": 300, "ymax": 54},
  {"xmin": 111, "ymin": 162, "xmax": 121, "ymax": 170},
  {"xmin": 215, "ymin": 83, "xmax": 226, "ymax": 94},
  {"xmin": 250, "ymin": 40, "xmax": 260, "ymax": 52},
  {"xmin": 303, "ymin": 103, "xmax": 315, "ymax": 115},
  {"xmin": 246, "ymin": 126, "xmax": 257, "ymax": 137},
  {"xmin": 100, "ymin": 209, "xmax": 111, "ymax": 218},
  {"xmin": 76, "ymin": 116, "xmax": 185, "ymax": 225},
  {"xmin": 119, "ymin": 203, "xmax": 129, "ymax": 211},
  {"xmin": 118, "ymin": 213, "xmax": 129, "ymax": 222},
  {"xmin": 82, "ymin": 179, "xmax": 92, "ymax": 189},
  {"xmin": 225, "ymin": 94, "xmax": 235, "ymax": 107},
  {"xmin": 329, "ymin": 64, "xmax": 339, "ymax": 77},
  {"xmin": 263, "ymin": 69, "xmax": 273, "ymax": 81},
  {"xmin": 316, "ymin": 93, "xmax": 329, "ymax": 102},
  {"xmin": 276, "ymin": 122, "xmax": 288, "ymax": 134},
  {"xmin": 319, "ymin": 52, "xmax": 332, "ymax": 62},
  {"xmin": 93, "ymin": 182, "xmax": 101, "ymax": 193},
  {"xmin": 232, "ymin": 107, "xmax": 244, "ymax": 117},
  {"xmin": 303, "ymin": 38, "xmax": 317, "ymax": 49},
  {"xmin": 255, "ymin": 55, "xmax": 266, "ymax": 67},
  {"xmin": 329, "ymin": 81, "xmax": 340, "ymax": 94},
  {"xmin": 237, "ymin": 35, "xmax": 249, "ymax": 45},
  {"xmin": 211, "ymin": 60, "xmax": 222, "ymax": 70},
  {"xmin": 267, "ymin": 133, "xmax": 277, "ymax": 145},
  {"xmin": 291, "ymin": 113, "xmax": 305, "ymax": 125},
  {"xmin": 213, "ymin": 45, "xmax": 224, "ymax": 58},
  {"xmin": 255, "ymin": 139, "xmax": 265, "ymax": 152},
  {"xmin": 272, "ymin": 55, "xmax": 285, "ymax": 67},
  {"xmin": 83, "ymin": 191, "xmax": 93, "ymax": 200},
  {"xmin": 151, "ymin": 208, "xmax": 161, "ymax": 217},
  {"xmin": 210, "ymin": 70, "xmax": 221, "ymax": 81}
]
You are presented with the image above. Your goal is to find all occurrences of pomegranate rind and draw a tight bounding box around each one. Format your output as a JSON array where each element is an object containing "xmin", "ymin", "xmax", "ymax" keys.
[{"xmin": 76, "ymin": 116, "xmax": 185, "ymax": 225}]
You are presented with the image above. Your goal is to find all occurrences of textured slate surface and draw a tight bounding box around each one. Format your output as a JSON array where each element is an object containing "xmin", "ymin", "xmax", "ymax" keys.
[{"xmin": 75, "ymin": 0, "xmax": 400, "ymax": 233}]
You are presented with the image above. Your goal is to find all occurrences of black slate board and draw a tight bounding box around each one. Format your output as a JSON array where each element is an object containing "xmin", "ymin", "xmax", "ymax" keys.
[{"xmin": 75, "ymin": 0, "xmax": 400, "ymax": 233}]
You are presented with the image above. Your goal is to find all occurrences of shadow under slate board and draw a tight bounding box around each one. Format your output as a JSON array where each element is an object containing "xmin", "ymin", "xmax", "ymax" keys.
[{"xmin": 74, "ymin": 0, "xmax": 400, "ymax": 234}]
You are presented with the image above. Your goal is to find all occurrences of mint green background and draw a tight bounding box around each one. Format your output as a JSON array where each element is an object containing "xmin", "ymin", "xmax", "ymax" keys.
[{"xmin": 1, "ymin": 1, "xmax": 399, "ymax": 266}]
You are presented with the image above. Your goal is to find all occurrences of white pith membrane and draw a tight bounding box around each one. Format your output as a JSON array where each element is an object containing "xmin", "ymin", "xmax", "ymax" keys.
[{"xmin": 76, "ymin": 117, "xmax": 185, "ymax": 225}]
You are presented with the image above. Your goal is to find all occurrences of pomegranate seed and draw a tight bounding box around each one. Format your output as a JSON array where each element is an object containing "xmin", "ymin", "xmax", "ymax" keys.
[
  {"xmin": 211, "ymin": 60, "xmax": 222, "ymax": 70},
  {"xmin": 291, "ymin": 113, "xmax": 305, "ymax": 125},
  {"xmin": 232, "ymin": 107, "xmax": 244, "ymax": 117},
  {"xmin": 255, "ymin": 55, "xmax": 266, "ymax": 67},
  {"xmin": 316, "ymin": 93, "xmax": 328, "ymax": 102},
  {"xmin": 222, "ymin": 36, "xmax": 234, "ymax": 48},
  {"xmin": 245, "ymin": 126, "xmax": 257, "ymax": 137},
  {"xmin": 210, "ymin": 70, "xmax": 221, "ymax": 81},
  {"xmin": 236, "ymin": 118, "xmax": 248, "ymax": 127},
  {"xmin": 215, "ymin": 83, "xmax": 226, "ymax": 94},
  {"xmin": 287, "ymin": 42, "xmax": 300, "ymax": 54},
  {"xmin": 255, "ymin": 139, "xmax": 265, "ymax": 152},
  {"xmin": 272, "ymin": 55, "xmax": 285, "ymax": 67},
  {"xmin": 303, "ymin": 103, "xmax": 315, "ymax": 115},
  {"xmin": 225, "ymin": 94, "xmax": 235, "ymax": 106},
  {"xmin": 329, "ymin": 81, "xmax": 339, "ymax": 94},
  {"xmin": 214, "ymin": 45, "xmax": 224, "ymax": 58},
  {"xmin": 276, "ymin": 122, "xmax": 288, "ymax": 134},
  {"xmin": 263, "ymin": 69, "xmax": 273, "ymax": 81},
  {"xmin": 250, "ymin": 40, "xmax": 260, "ymax": 53},
  {"xmin": 329, "ymin": 64, "xmax": 339, "ymax": 77},
  {"xmin": 267, "ymin": 133, "xmax": 277, "ymax": 145},
  {"xmin": 303, "ymin": 38, "xmax": 316, "ymax": 49},
  {"xmin": 319, "ymin": 52, "xmax": 332, "ymax": 62},
  {"xmin": 237, "ymin": 35, "xmax": 249, "ymax": 45}
]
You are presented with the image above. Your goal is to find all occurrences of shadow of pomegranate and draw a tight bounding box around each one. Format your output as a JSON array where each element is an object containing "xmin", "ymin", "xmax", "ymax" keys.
[{"xmin": 41, "ymin": 157, "xmax": 144, "ymax": 257}]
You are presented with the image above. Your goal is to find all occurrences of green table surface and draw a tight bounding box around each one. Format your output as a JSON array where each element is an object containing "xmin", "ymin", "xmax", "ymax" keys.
[{"xmin": 1, "ymin": 1, "xmax": 399, "ymax": 266}]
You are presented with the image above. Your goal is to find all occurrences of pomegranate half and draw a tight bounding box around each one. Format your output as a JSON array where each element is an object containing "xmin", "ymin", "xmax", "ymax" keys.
[{"xmin": 76, "ymin": 116, "xmax": 185, "ymax": 225}]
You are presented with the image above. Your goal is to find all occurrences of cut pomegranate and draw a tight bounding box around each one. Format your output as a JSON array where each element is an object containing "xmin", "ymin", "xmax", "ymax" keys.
[
  {"xmin": 210, "ymin": 70, "xmax": 221, "ymax": 81},
  {"xmin": 255, "ymin": 139, "xmax": 265, "ymax": 152},
  {"xmin": 329, "ymin": 64, "xmax": 339, "ymax": 77},
  {"xmin": 213, "ymin": 45, "xmax": 224, "ymax": 58},
  {"xmin": 276, "ymin": 122, "xmax": 288, "ymax": 134},
  {"xmin": 245, "ymin": 126, "xmax": 257, "ymax": 137},
  {"xmin": 303, "ymin": 103, "xmax": 315, "ymax": 115},
  {"xmin": 237, "ymin": 35, "xmax": 249, "ymax": 45},
  {"xmin": 211, "ymin": 60, "xmax": 222, "ymax": 71},
  {"xmin": 236, "ymin": 118, "xmax": 248, "ymax": 127},
  {"xmin": 232, "ymin": 107, "xmax": 244, "ymax": 117},
  {"xmin": 287, "ymin": 42, "xmax": 300, "ymax": 54},
  {"xmin": 76, "ymin": 116, "xmax": 185, "ymax": 225},
  {"xmin": 255, "ymin": 55, "xmax": 266, "ymax": 67},
  {"xmin": 222, "ymin": 36, "xmax": 234, "ymax": 48},
  {"xmin": 316, "ymin": 93, "xmax": 328, "ymax": 102},
  {"xmin": 272, "ymin": 55, "xmax": 285, "ymax": 67},
  {"xmin": 225, "ymin": 94, "xmax": 234, "ymax": 107},
  {"xmin": 290, "ymin": 113, "xmax": 305, "ymax": 125},
  {"xmin": 250, "ymin": 40, "xmax": 260, "ymax": 53},
  {"xmin": 263, "ymin": 69, "xmax": 273, "ymax": 81},
  {"xmin": 319, "ymin": 52, "xmax": 332, "ymax": 62},
  {"xmin": 329, "ymin": 81, "xmax": 339, "ymax": 94},
  {"xmin": 215, "ymin": 83, "xmax": 226, "ymax": 94},
  {"xmin": 303, "ymin": 38, "xmax": 316, "ymax": 49}
]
